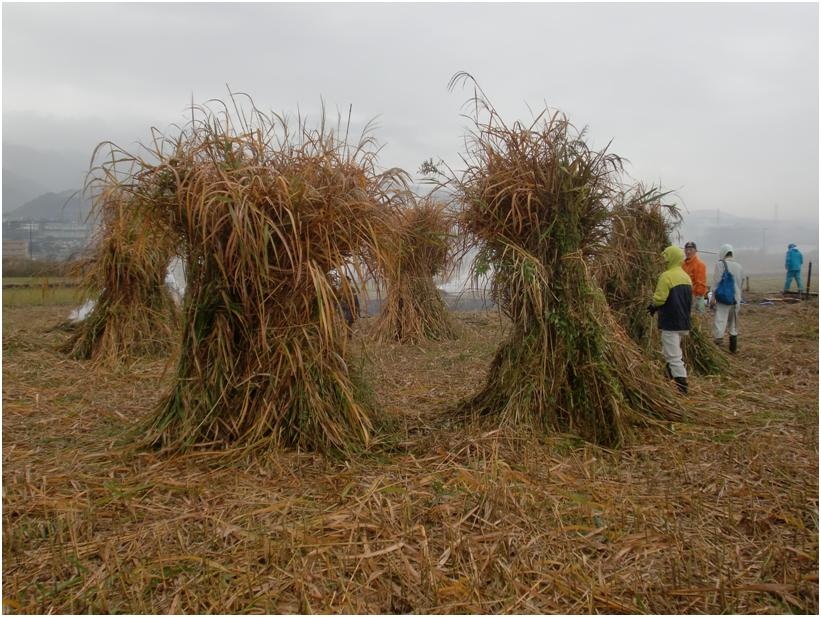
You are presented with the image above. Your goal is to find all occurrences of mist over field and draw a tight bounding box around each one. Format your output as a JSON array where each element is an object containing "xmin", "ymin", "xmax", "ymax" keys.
[{"xmin": 3, "ymin": 3, "xmax": 817, "ymax": 219}]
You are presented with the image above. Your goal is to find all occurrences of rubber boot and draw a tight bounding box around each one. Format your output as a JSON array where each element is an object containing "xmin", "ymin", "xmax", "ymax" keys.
[
  {"xmin": 664, "ymin": 363, "xmax": 673, "ymax": 379},
  {"xmin": 673, "ymin": 376, "xmax": 688, "ymax": 395},
  {"xmin": 714, "ymin": 338, "xmax": 723, "ymax": 347},
  {"xmin": 729, "ymin": 335, "xmax": 738, "ymax": 354}
]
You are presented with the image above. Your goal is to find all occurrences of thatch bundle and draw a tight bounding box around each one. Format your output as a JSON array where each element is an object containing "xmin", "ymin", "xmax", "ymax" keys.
[
  {"xmin": 596, "ymin": 187, "xmax": 727, "ymax": 374},
  {"xmin": 119, "ymin": 101, "xmax": 401, "ymax": 454},
  {"xmin": 372, "ymin": 196, "xmax": 455, "ymax": 343},
  {"xmin": 450, "ymin": 76, "xmax": 683, "ymax": 446},
  {"xmin": 596, "ymin": 186, "xmax": 679, "ymax": 349},
  {"xmin": 62, "ymin": 184, "xmax": 177, "ymax": 362},
  {"xmin": 683, "ymin": 317, "xmax": 729, "ymax": 375}
]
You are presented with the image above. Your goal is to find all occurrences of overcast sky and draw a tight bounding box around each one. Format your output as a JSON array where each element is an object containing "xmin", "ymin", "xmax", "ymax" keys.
[{"xmin": 2, "ymin": 2, "xmax": 818, "ymax": 223}]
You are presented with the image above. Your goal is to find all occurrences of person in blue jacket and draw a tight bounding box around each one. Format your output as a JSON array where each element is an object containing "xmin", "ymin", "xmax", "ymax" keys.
[
  {"xmin": 784, "ymin": 243, "xmax": 804, "ymax": 292},
  {"xmin": 647, "ymin": 245, "xmax": 692, "ymax": 394}
]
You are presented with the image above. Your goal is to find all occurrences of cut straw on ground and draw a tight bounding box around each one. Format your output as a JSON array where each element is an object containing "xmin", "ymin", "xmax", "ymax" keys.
[{"xmin": 2, "ymin": 296, "xmax": 817, "ymax": 613}]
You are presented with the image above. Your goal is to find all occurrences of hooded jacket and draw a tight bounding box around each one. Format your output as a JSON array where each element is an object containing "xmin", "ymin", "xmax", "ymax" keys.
[
  {"xmin": 653, "ymin": 245, "xmax": 692, "ymax": 331},
  {"xmin": 682, "ymin": 252, "xmax": 708, "ymax": 297},
  {"xmin": 785, "ymin": 244, "xmax": 803, "ymax": 271},
  {"xmin": 712, "ymin": 244, "xmax": 744, "ymax": 306}
]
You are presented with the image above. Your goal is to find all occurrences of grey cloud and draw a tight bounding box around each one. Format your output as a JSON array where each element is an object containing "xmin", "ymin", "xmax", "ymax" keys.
[{"xmin": 2, "ymin": 2, "xmax": 818, "ymax": 224}]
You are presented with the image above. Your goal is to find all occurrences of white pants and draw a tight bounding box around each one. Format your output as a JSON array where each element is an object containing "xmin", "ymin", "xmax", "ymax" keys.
[
  {"xmin": 713, "ymin": 303, "xmax": 738, "ymax": 338},
  {"xmin": 693, "ymin": 296, "xmax": 706, "ymax": 314},
  {"xmin": 661, "ymin": 330, "xmax": 688, "ymax": 378}
]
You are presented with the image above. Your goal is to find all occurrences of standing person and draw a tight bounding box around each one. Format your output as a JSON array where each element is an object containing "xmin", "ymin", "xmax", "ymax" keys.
[
  {"xmin": 682, "ymin": 241, "xmax": 708, "ymax": 313},
  {"xmin": 647, "ymin": 245, "xmax": 692, "ymax": 394},
  {"xmin": 710, "ymin": 244, "xmax": 743, "ymax": 353},
  {"xmin": 784, "ymin": 243, "xmax": 804, "ymax": 293}
]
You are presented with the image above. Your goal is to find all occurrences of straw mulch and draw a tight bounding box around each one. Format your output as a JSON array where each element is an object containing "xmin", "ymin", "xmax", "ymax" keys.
[
  {"xmin": 449, "ymin": 76, "xmax": 684, "ymax": 446},
  {"xmin": 103, "ymin": 100, "xmax": 403, "ymax": 455},
  {"xmin": 61, "ymin": 184, "xmax": 178, "ymax": 362},
  {"xmin": 372, "ymin": 197, "xmax": 456, "ymax": 343},
  {"xmin": 2, "ymin": 296, "xmax": 817, "ymax": 613}
]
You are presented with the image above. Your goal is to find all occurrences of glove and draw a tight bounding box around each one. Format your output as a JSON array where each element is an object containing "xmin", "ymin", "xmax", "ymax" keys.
[{"xmin": 646, "ymin": 302, "xmax": 658, "ymax": 316}]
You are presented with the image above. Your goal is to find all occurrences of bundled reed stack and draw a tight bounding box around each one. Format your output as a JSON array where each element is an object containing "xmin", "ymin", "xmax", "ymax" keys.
[
  {"xmin": 597, "ymin": 188, "xmax": 727, "ymax": 375},
  {"xmin": 62, "ymin": 183, "xmax": 177, "ymax": 362},
  {"xmin": 682, "ymin": 313, "xmax": 729, "ymax": 375},
  {"xmin": 130, "ymin": 101, "xmax": 399, "ymax": 454},
  {"xmin": 597, "ymin": 186, "xmax": 679, "ymax": 350},
  {"xmin": 451, "ymin": 77, "xmax": 683, "ymax": 446},
  {"xmin": 372, "ymin": 196, "xmax": 455, "ymax": 343}
]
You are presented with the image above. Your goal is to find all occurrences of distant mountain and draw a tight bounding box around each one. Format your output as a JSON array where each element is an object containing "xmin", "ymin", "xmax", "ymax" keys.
[
  {"xmin": 4, "ymin": 189, "xmax": 92, "ymax": 223},
  {"xmin": 678, "ymin": 209, "xmax": 818, "ymax": 252},
  {"xmin": 2, "ymin": 142, "xmax": 90, "ymax": 195},
  {"xmin": 2, "ymin": 168, "xmax": 47, "ymax": 212}
]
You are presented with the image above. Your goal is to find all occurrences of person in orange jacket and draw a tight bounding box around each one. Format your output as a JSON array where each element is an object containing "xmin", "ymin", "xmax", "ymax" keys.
[{"xmin": 682, "ymin": 241, "xmax": 708, "ymax": 313}]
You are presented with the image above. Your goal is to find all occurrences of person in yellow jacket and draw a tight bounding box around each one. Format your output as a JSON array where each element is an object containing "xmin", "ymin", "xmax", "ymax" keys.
[{"xmin": 647, "ymin": 245, "xmax": 692, "ymax": 393}]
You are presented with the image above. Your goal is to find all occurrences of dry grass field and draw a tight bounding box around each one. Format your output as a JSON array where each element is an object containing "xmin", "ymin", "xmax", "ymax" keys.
[{"xmin": 2, "ymin": 292, "xmax": 818, "ymax": 613}]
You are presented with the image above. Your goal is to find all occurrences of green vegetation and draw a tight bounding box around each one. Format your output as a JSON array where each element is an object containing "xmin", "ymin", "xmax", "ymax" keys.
[{"xmin": 2, "ymin": 282, "xmax": 81, "ymax": 306}]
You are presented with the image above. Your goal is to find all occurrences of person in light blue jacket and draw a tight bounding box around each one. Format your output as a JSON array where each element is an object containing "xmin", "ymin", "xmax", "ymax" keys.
[{"xmin": 784, "ymin": 243, "xmax": 804, "ymax": 292}]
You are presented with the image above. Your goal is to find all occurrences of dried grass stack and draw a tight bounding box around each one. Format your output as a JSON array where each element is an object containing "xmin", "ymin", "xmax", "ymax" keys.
[
  {"xmin": 596, "ymin": 188, "xmax": 726, "ymax": 375},
  {"xmin": 130, "ymin": 101, "xmax": 399, "ymax": 454},
  {"xmin": 451, "ymin": 76, "xmax": 683, "ymax": 446},
  {"xmin": 683, "ymin": 318, "xmax": 729, "ymax": 375},
  {"xmin": 373, "ymin": 197, "xmax": 455, "ymax": 343},
  {"xmin": 62, "ymin": 184, "xmax": 177, "ymax": 362},
  {"xmin": 597, "ymin": 187, "xmax": 679, "ymax": 350}
]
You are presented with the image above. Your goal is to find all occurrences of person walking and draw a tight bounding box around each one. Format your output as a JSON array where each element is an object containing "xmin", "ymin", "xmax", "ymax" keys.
[
  {"xmin": 784, "ymin": 243, "xmax": 804, "ymax": 293},
  {"xmin": 682, "ymin": 241, "xmax": 708, "ymax": 313},
  {"xmin": 647, "ymin": 245, "xmax": 692, "ymax": 394},
  {"xmin": 710, "ymin": 244, "xmax": 743, "ymax": 353}
]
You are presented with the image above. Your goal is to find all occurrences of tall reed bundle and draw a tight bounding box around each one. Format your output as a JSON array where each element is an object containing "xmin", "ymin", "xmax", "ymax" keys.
[
  {"xmin": 450, "ymin": 75, "xmax": 683, "ymax": 446},
  {"xmin": 683, "ymin": 317, "xmax": 729, "ymax": 375},
  {"xmin": 596, "ymin": 186, "xmax": 680, "ymax": 349},
  {"xmin": 596, "ymin": 188, "xmax": 727, "ymax": 375},
  {"xmin": 62, "ymin": 183, "xmax": 177, "ymax": 362},
  {"xmin": 372, "ymin": 197, "xmax": 455, "ymax": 343},
  {"xmin": 118, "ymin": 99, "xmax": 401, "ymax": 454}
]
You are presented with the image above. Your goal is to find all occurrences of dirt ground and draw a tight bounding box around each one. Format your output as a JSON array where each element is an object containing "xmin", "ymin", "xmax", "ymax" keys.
[{"xmin": 2, "ymin": 295, "xmax": 818, "ymax": 613}]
